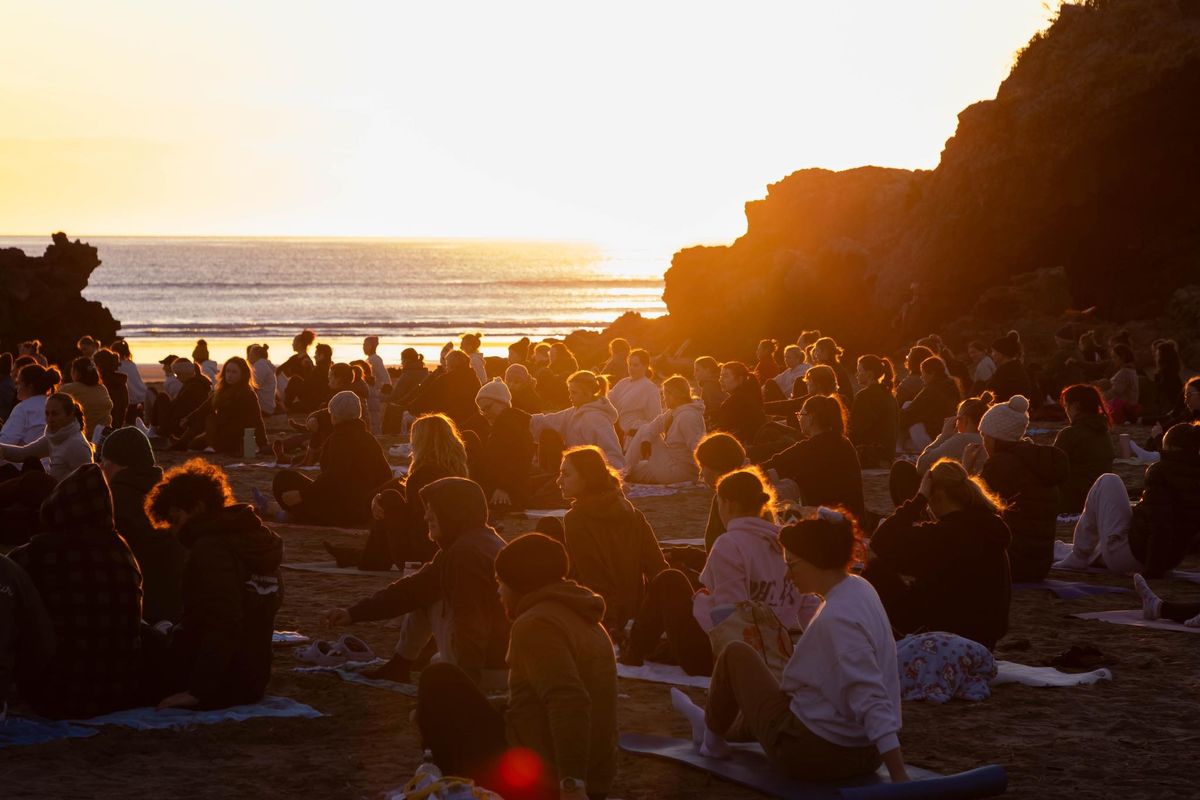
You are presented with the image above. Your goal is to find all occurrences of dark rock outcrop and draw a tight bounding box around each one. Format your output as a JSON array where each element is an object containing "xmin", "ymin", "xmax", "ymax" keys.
[
  {"xmin": 0, "ymin": 232, "xmax": 120, "ymax": 365},
  {"xmin": 660, "ymin": 0, "xmax": 1200, "ymax": 358}
]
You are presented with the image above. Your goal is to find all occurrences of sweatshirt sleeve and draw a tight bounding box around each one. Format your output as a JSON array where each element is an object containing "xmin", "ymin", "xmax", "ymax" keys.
[
  {"xmin": 869, "ymin": 495, "xmax": 940, "ymax": 577},
  {"xmin": 529, "ymin": 407, "xmax": 572, "ymax": 439},
  {"xmin": 839, "ymin": 642, "xmax": 902, "ymax": 754},
  {"xmin": 0, "ymin": 434, "xmax": 51, "ymax": 464},
  {"xmin": 509, "ymin": 617, "xmax": 594, "ymax": 781},
  {"xmin": 443, "ymin": 546, "xmax": 497, "ymax": 685},
  {"xmin": 593, "ymin": 419, "xmax": 626, "ymax": 470},
  {"xmin": 186, "ymin": 546, "xmax": 245, "ymax": 704},
  {"xmin": 675, "ymin": 409, "xmax": 706, "ymax": 455},
  {"xmin": 916, "ymin": 432, "xmax": 956, "ymax": 473},
  {"xmin": 349, "ymin": 555, "xmax": 443, "ymax": 622}
]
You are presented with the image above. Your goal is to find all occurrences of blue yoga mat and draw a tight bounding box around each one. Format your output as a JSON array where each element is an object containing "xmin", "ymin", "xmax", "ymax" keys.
[
  {"xmin": 0, "ymin": 718, "xmax": 97, "ymax": 748},
  {"xmin": 620, "ymin": 733, "xmax": 1006, "ymax": 799},
  {"xmin": 1013, "ymin": 580, "xmax": 1129, "ymax": 600}
]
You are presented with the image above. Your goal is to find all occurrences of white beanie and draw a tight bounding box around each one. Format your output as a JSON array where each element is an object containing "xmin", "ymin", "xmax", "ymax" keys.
[
  {"xmin": 978, "ymin": 395, "xmax": 1030, "ymax": 442},
  {"xmin": 476, "ymin": 377, "xmax": 512, "ymax": 407},
  {"xmin": 328, "ymin": 390, "xmax": 362, "ymax": 422}
]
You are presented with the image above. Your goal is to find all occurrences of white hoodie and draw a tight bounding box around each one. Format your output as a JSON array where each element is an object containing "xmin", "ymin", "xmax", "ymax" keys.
[
  {"xmin": 608, "ymin": 375, "xmax": 662, "ymax": 435},
  {"xmin": 0, "ymin": 423, "xmax": 94, "ymax": 481},
  {"xmin": 624, "ymin": 400, "xmax": 706, "ymax": 485},
  {"xmin": 118, "ymin": 360, "xmax": 148, "ymax": 405},
  {"xmin": 692, "ymin": 515, "xmax": 804, "ymax": 632},
  {"xmin": 530, "ymin": 397, "xmax": 624, "ymax": 468},
  {"xmin": 252, "ymin": 358, "xmax": 278, "ymax": 415},
  {"xmin": 780, "ymin": 575, "xmax": 902, "ymax": 755},
  {"xmin": 0, "ymin": 395, "xmax": 47, "ymax": 447}
]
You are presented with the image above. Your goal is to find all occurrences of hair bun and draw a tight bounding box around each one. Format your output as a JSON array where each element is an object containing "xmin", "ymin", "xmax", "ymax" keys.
[
  {"xmin": 1008, "ymin": 395, "xmax": 1030, "ymax": 413},
  {"xmin": 979, "ymin": 391, "xmax": 995, "ymax": 405},
  {"xmin": 1005, "ymin": 331, "xmax": 1021, "ymax": 343}
]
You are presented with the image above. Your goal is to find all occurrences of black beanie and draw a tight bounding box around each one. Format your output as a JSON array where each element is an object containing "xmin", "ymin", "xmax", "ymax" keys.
[
  {"xmin": 780, "ymin": 515, "xmax": 855, "ymax": 571},
  {"xmin": 100, "ymin": 426, "xmax": 156, "ymax": 469},
  {"xmin": 495, "ymin": 533, "xmax": 569, "ymax": 594}
]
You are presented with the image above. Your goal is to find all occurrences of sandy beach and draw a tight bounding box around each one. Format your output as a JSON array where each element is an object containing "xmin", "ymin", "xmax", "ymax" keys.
[{"xmin": 3, "ymin": 418, "xmax": 1196, "ymax": 800}]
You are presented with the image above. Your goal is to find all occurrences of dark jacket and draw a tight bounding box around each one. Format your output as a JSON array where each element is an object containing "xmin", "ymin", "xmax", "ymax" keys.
[
  {"xmin": 986, "ymin": 360, "xmax": 1034, "ymax": 404},
  {"xmin": 172, "ymin": 505, "xmax": 283, "ymax": 708},
  {"xmin": 350, "ymin": 478, "xmax": 510, "ymax": 685},
  {"xmin": 1129, "ymin": 451, "xmax": 1200, "ymax": 578},
  {"xmin": 189, "ymin": 385, "xmax": 267, "ymax": 455},
  {"xmin": 849, "ymin": 382, "xmax": 899, "ymax": 468},
  {"xmin": 564, "ymin": 489, "xmax": 669, "ymax": 634},
  {"xmin": 713, "ymin": 379, "xmax": 766, "ymax": 447},
  {"xmin": 1052, "ymin": 414, "xmax": 1114, "ymax": 514},
  {"xmin": 868, "ymin": 495, "xmax": 1012, "ymax": 649},
  {"xmin": 99, "ymin": 368, "xmax": 129, "ymax": 428},
  {"xmin": 534, "ymin": 364, "xmax": 572, "ymax": 411},
  {"xmin": 162, "ymin": 373, "xmax": 212, "ymax": 437},
  {"xmin": 1146, "ymin": 407, "xmax": 1200, "ymax": 451},
  {"xmin": 409, "ymin": 366, "xmax": 487, "ymax": 437},
  {"xmin": 474, "ymin": 407, "xmax": 534, "ymax": 505},
  {"xmin": 697, "ymin": 378, "xmax": 727, "ymax": 422},
  {"xmin": 111, "ymin": 464, "xmax": 186, "ymax": 623},
  {"xmin": 299, "ymin": 417, "xmax": 393, "ymax": 526},
  {"xmin": 761, "ymin": 430, "xmax": 865, "ymax": 520},
  {"xmin": 507, "ymin": 581, "xmax": 618, "ymax": 795},
  {"xmin": 980, "ymin": 439, "xmax": 1069, "ymax": 582},
  {"xmin": 10, "ymin": 464, "xmax": 144, "ymax": 718},
  {"xmin": 389, "ymin": 364, "xmax": 430, "ymax": 408},
  {"xmin": 510, "ymin": 382, "xmax": 543, "ymax": 415},
  {"xmin": 0, "ymin": 553, "xmax": 55, "ymax": 709},
  {"xmin": 0, "ymin": 374, "xmax": 16, "ymax": 420},
  {"xmin": 899, "ymin": 375, "xmax": 961, "ymax": 441},
  {"xmin": 1153, "ymin": 369, "xmax": 1184, "ymax": 419},
  {"xmin": 368, "ymin": 462, "xmax": 460, "ymax": 568}
]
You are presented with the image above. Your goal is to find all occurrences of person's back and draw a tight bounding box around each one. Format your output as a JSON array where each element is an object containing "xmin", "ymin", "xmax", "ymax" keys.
[
  {"xmin": 312, "ymin": 416, "xmax": 394, "ymax": 524},
  {"xmin": 478, "ymin": 406, "xmax": 534, "ymax": 504},
  {"xmin": 981, "ymin": 439, "xmax": 1068, "ymax": 582},
  {"xmin": 210, "ymin": 384, "xmax": 266, "ymax": 454},
  {"xmin": 849, "ymin": 382, "xmax": 898, "ymax": 468},
  {"xmin": 1053, "ymin": 412, "xmax": 1114, "ymax": 514},
  {"xmin": 0, "ymin": 553, "xmax": 55, "ymax": 713},
  {"xmin": 987, "ymin": 360, "xmax": 1033, "ymax": 403},
  {"xmin": 695, "ymin": 515, "xmax": 803, "ymax": 629},
  {"xmin": 10, "ymin": 464, "xmax": 143, "ymax": 718},
  {"xmin": 252, "ymin": 358, "xmax": 277, "ymax": 414},
  {"xmin": 564, "ymin": 488, "xmax": 668, "ymax": 632},
  {"xmin": 59, "ymin": 380, "xmax": 113, "ymax": 438},
  {"xmin": 1128, "ymin": 448, "xmax": 1200, "ymax": 577},
  {"xmin": 714, "ymin": 379, "xmax": 765, "ymax": 446},
  {"xmin": 900, "ymin": 374, "xmax": 960, "ymax": 440},
  {"xmin": 761, "ymin": 431, "xmax": 865, "ymax": 519}
]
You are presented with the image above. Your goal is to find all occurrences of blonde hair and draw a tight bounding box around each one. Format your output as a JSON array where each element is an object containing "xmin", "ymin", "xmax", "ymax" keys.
[
  {"xmin": 927, "ymin": 458, "xmax": 1006, "ymax": 514},
  {"xmin": 410, "ymin": 413, "xmax": 470, "ymax": 479},
  {"xmin": 568, "ymin": 369, "xmax": 608, "ymax": 398},
  {"xmin": 662, "ymin": 374, "xmax": 692, "ymax": 402},
  {"xmin": 716, "ymin": 467, "xmax": 777, "ymax": 518},
  {"xmin": 562, "ymin": 445, "xmax": 622, "ymax": 495}
]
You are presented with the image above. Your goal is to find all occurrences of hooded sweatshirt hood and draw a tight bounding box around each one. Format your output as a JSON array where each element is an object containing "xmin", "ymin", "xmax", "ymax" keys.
[
  {"xmin": 111, "ymin": 464, "xmax": 165, "ymax": 495},
  {"xmin": 420, "ymin": 477, "xmax": 492, "ymax": 546},
  {"xmin": 515, "ymin": 579, "xmax": 607, "ymax": 624},
  {"xmin": 178, "ymin": 504, "xmax": 284, "ymax": 573},
  {"xmin": 579, "ymin": 396, "xmax": 619, "ymax": 425},
  {"xmin": 40, "ymin": 463, "xmax": 114, "ymax": 534}
]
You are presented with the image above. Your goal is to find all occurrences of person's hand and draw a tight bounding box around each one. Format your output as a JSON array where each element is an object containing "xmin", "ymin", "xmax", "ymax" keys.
[
  {"xmin": 940, "ymin": 415, "xmax": 957, "ymax": 437},
  {"xmin": 371, "ymin": 494, "xmax": 385, "ymax": 520},
  {"xmin": 157, "ymin": 691, "xmax": 200, "ymax": 711},
  {"xmin": 325, "ymin": 608, "xmax": 352, "ymax": 627},
  {"xmin": 490, "ymin": 489, "xmax": 511, "ymax": 506},
  {"xmin": 917, "ymin": 471, "xmax": 933, "ymax": 499},
  {"xmin": 1150, "ymin": 422, "xmax": 1163, "ymax": 439},
  {"xmin": 281, "ymin": 490, "xmax": 302, "ymax": 506}
]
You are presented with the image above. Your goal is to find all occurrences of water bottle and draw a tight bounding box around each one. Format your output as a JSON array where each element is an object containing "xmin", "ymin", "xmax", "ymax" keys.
[{"xmin": 243, "ymin": 428, "xmax": 257, "ymax": 461}]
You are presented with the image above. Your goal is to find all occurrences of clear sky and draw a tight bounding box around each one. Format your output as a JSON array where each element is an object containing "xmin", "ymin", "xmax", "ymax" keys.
[{"xmin": 0, "ymin": 1, "xmax": 1053, "ymax": 248}]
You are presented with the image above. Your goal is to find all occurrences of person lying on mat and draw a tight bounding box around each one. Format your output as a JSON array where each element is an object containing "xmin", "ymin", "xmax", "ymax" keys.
[
  {"xmin": 671, "ymin": 508, "xmax": 908, "ymax": 784},
  {"xmin": 324, "ymin": 477, "xmax": 510, "ymax": 686},
  {"xmin": 415, "ymin": 533, "xmax": 618, "ymax": 800},
  {"xmin": 144, "ymin": 459, "xmax": 284, "ymax": 710}
]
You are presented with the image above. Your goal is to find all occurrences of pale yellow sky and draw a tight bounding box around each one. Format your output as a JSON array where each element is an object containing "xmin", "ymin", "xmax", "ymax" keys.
[{"xmin": 0, "ymin": 1, "xmax": 1053, "ymax": 248}]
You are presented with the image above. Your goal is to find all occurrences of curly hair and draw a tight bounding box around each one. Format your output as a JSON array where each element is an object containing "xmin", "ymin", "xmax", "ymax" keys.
[{"xmin": 145, "ymin": 458, "xmax": 234, "ymax": 529}]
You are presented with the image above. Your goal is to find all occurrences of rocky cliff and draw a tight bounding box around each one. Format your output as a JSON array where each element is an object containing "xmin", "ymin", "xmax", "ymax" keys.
[
  {"xmin": 661, "ymin": 0, "xmax": 1200, "ymax": 357},
  {"xmin": 0, "ymin": 232, "xmax": 120, "ymax": 364}
]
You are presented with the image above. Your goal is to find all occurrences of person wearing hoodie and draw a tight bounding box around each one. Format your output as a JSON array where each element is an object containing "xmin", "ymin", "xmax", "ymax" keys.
[
  {"xmin": 694, "ymin": 433, "xmax": 749, "ymax": 551},
  {"xmin": 153, "ymin": 359, "xmax": 212, "ymax": 440},
  {"xmin": 471, "ymin": 378, "xmax": 534, "ymax": 508},
  {"xmin": 986, "ymin": 332, "xmax": 1034, "ymax": 404},
  {"xmin": 112, "ymin": 340, "xmax": 148, "ymax": 422},
  {"xmin": 93, "ymin": 348, "xmax": 129, "ymax": 429},
  {"xmin": 889, "ymin": 394, "xmax": 992, "ymax": 506},
  {"xmin": 0, "ymin": 393, "xmax": 94, "ymax": 546},
  {"xmin": 178, "ymin": 356, "xmax": 268, "ymax": 455},
  {"xmin": 760, "ymin": 394, "xmax": 865, "ymax": 520},
  {"xmin": 271, "ymin": 391, "xmax": 393, "ymax": 527},
  {"xmin": 898, "ymin": 356, "xmax": 961, "ymax": 452},
  {"xmin": 849, "ymin": 355, "xmax": 899, "ymax": 468},
  {"xmin": 1053, "ymin": 385, "xmax": 1115, "ymax": 514},
  {"xmin": 866, "ymin": 459, "xmax": 1012, "ymax": 649},
  {"xmin": 327, "ymin": 477, "xmax": 510, "ymax": 686},
  {"xmin": 600, "ymin": 337, "xmax": 631, "ymax": 383},
  {"xmin": 607, "ymin": 348, "xmax": 662, "ymax": 441},
  {"xmin": 0, "ymin": 363, "xmax": 59, "ymax": 448},
  {"xmin": 504, "ymin": 363, "xmax": 543, "ymax": 415},
  {"xmin": 100, "ymin": 427, "xmax": 185, "ymax": 624},
  {"xmin": 59, "ymin": 356, "xmax": 113, "ymax": 439},
  {"xmin": 1055, "ymin": 423, "xmax": 1200, "ymax": 578},
  {"xmin": 967, "ymin": 395, "xmax": 1069, "ymax": 583},
  {"xmin": 407, "ymin": 349, "xmax": 488, "ymax": 439},
  {"xmin": 530, "ymin": 370, "xmax": 624, "ymax": 471},
  {"xmin": 768, "ymin": 345, "xmax": 810, "ymax": 402},
  {"xmin": 383, "ymin": 348, "xmax": 432, "ymax": 433},
  {"xmin": 671, "ymin": 510, "xmax": 907, "ymax": 783},
  {"xmin": 0, "ymin": 552, "xmax": 56, "ymax": 714},
  {"xmin": 622, "ymin": 469, "xmax": 803, "ymax": 677},
  {"xmin": 9, "ymin": 464, "xmax": 144, "ymax": 718},
  {"xmin": 145, "ymin": 459, "xmax": 284, "ymax": 710},
  {"xmin": 624, "ymin": 375, "xmax": 706, "ymax": 485},
  {"xmin": 560, "ymin": 446, "xmax": 669, "ymax": 642},
  {"xmin": 416, "ymin": 533, "xmax": 618, "ymax": 800},
  {"xmin": 693, "ymin": 356, "xmax": 727, "ymax": 422},
  {"xmin": 712, "ymin": 361, "xmax": 766, "ymax": 447}
]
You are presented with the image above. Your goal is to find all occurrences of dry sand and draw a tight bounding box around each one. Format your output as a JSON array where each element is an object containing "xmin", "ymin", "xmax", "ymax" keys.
[{"xmin": 2, "ymin": 421, "xmax": 1198, "ymax": 799}]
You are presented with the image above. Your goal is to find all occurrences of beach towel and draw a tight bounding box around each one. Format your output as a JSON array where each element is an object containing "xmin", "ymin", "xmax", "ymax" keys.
[
  {"xmin": 617, "ymin": 661, "xmax": 711, "ymax": 688},
  {"xmin": 992, "ymin": 661, "xmax": 1112, "ymax": 687},
  {"xmin": 1050, "ymin": 541, "xmax": 1200, "ymax": 584},
  {"xmin": 282, "ymin": 562, "xmax": 417, "ymax": 578},
  {"xmin": 624, "ymin": 481, "xmax": 705, "ymax": 499},
  {"xmin": 226, "ymin": 462, "xmax": 321, "ymax": 471},
  {"xmin": 67, "ymin": 696, "xmax": 322, "ymax": 731},
  {"xmin": 1012, "ymin": 580, "xmax": 1129, "ymax": 600},
  {"xmin": 520, "ymin": 509, "xmax": 568, "ymax": 520},
  {"xmin": 0, "ymin": 718, "xmax": 98, "ymax": 748},
  {"xmin": 1073, "ymin": 609, "xmax": 1200, "ymax": 633},
  {"xmin": 618, "ymin": 734, "xmax": 1007, "ymax": 800},
  {"xmin": 273, "ymin": 630, "xmax": 311, "ymax": 646},
  {"xmin": 295, "ymin": 659, "xmax": 419, "ymax": 696}
]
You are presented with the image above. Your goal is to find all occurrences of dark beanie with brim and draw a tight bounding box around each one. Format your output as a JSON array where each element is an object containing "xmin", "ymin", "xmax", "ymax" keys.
[
  {"xmin": 495, "ymin": 533, "xmax": 569, "ymax": 594},
  {"xmin": 101, "ymin": 426, "xmax": 156, "ymax": 469}
]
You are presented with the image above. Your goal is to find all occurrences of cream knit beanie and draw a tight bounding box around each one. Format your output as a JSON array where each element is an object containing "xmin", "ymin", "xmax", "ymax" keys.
[
  {"xmin": 978, "ymin": 395, "xmax": 1030, "ymax": 442},
  {"xmin": 328, "ymin": 390, "xmax": 362, "ymax": 422},
  {"xmin": 476, "ymin": 377, "xmax": 513, "ymax": 407}
]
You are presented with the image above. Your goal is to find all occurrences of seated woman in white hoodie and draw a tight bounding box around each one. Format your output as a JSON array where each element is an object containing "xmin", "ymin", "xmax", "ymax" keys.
[
  {"xmin": 621, "ymin": 469, "xmax": 803, "ymax": 676},
  {"xmin": 671, "ymin": 507, "xmax": 908, "ymax": 784},
  {"xmin": 607, "ymin": 348, "xmax": 662, "ymax": 441},
  {"xmin": 0, "ymin": 364, "xmax": 60, "ymax": 448},
  {"xmin": 624, "ymin": 375, "xmax": 706, "ymax": 485},
  {"xmin": 530, "ymin": 370, "xmax": 624, "ymax": 470}
]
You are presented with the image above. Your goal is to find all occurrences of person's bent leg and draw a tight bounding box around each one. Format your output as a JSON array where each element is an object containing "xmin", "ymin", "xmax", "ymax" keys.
[
  {"xmin": 653, "ymin": 571, "xmax": 713, "ymax": 676},
  {"xmin": 705, "ymin": 641, "xmax": 785, "ymax": 743},
  {"xmin": 888, "ymin": 460, "xmax": 920, "ymax": 507},
  {"xmin": 416, "ymin": 662, "xmax": 507, "ymax": 780}
]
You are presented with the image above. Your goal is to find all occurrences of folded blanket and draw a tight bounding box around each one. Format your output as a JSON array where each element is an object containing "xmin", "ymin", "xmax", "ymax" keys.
[{"xmin": 1074, "ymin": 609, "xmax": 1200, "ymax": 633}]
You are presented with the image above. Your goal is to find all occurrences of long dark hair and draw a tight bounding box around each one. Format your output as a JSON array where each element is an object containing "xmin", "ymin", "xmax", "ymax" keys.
[
  {"xmin": 214, "ymin": 356, "xmax": 256, "ymax": 407},
  {"xmin": 46, "ymin": 392, "xmax": 85, "ymax": 431},
  {"xmin": 563, "ymin": 446, "xmax": 621, "ymax": 496},
  {"xmin": 856, "ymin": 354, "xmax": 895, "ymax": 392},
  {"xmin": 70, "ymin": 357, "xmax": 100, "ymax": 387},
  {"xmin": 1060, "ymin": 384, "xmax": 1109, "ymax": 425},
  {"xmin": 18, "ymin": 364, "xmax": 61, "ymax": 395},
  {"xmin": 803, "ymin": 394, "xmax": 846, "ymax": 436}
]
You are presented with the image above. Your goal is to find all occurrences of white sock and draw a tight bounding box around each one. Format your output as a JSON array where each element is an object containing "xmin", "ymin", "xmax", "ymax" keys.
[
  {"xmin": 1185, "ymin": 613, "xmax": 1200, "ymax": 628},
  {"xmin": 1133, "ymin": 574, "xmax": 1162, "ymax": 620},
  {"xmin": 670, "ymin": 687, "xmax": 706, "ymax": 747},
  {"xmin": 700, "ymin": 729, "xmax": 732, "ymax": 760},
  {"xmin": 1128, "ymin": 440, "xmax": 1160, "ymax": 463}
]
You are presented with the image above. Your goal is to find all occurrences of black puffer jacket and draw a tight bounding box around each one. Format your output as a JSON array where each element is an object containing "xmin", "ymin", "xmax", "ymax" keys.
[
  {"xmin": 111, "ymin": 464, "xmax": 187, "ymax": 623},
  {"xmin": 1129, "ymin": 451, "xmax": 1200, "ymax": 578},
  {"xmin": 172, "ymin": 504, "xmax": 284, "ymax": 708},
  {"xmin": 980, "ymin": 439, "xmax": 1069, "ymax": 582}
]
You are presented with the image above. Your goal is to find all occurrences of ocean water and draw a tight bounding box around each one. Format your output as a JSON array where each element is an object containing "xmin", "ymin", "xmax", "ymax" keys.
[{"xmin": 0, "ymin": 236, "xmax": 667, "ymax": 340}]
